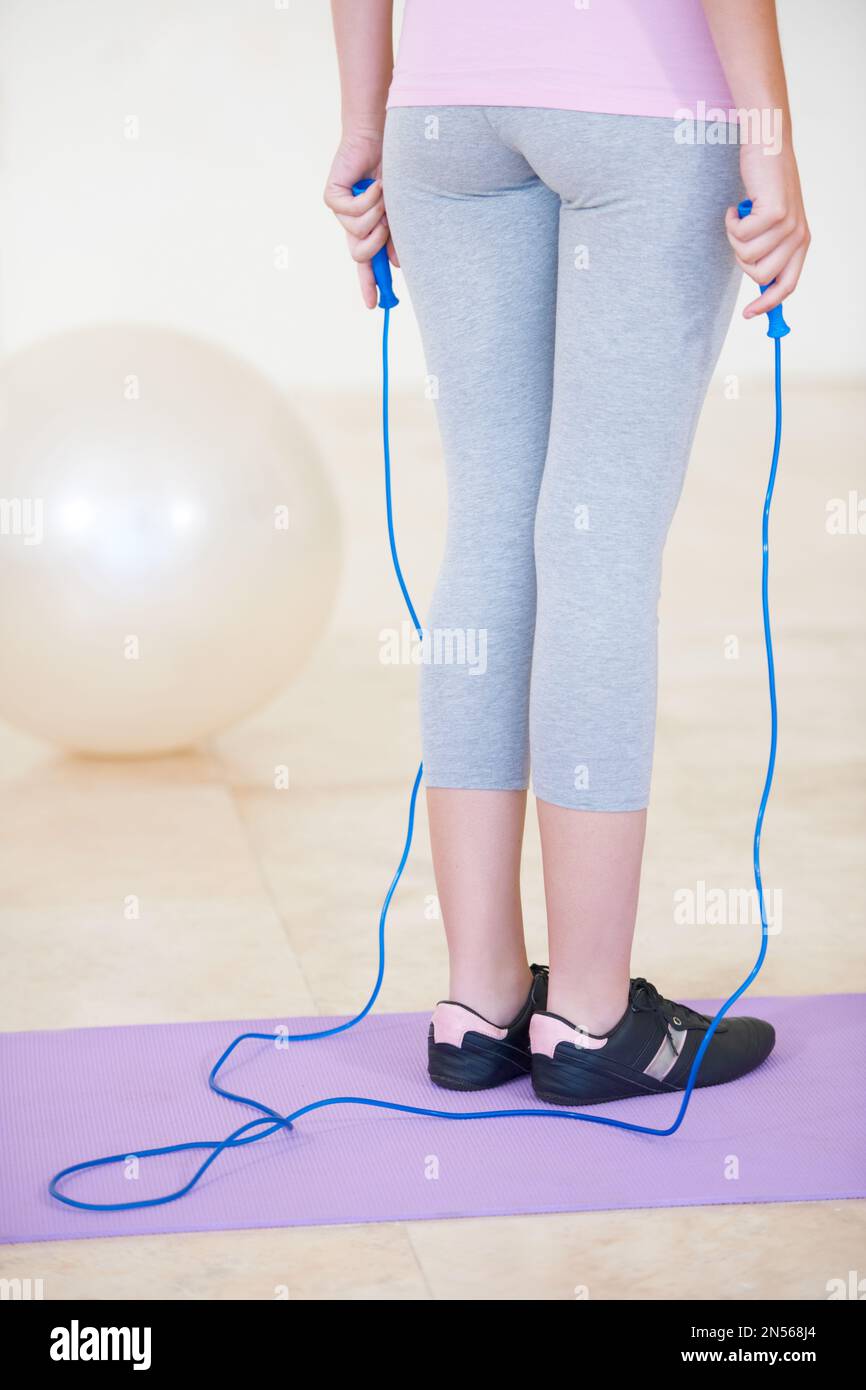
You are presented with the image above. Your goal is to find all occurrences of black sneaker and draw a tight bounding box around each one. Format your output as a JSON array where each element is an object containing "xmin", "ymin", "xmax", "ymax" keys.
[
  {"xmin": 428, "ymin": 964, "xmax": 549, "ymax": 1091},
  {"xmin": 530, "ymin": 977, "xmax": 775, "ymax": 1107}
]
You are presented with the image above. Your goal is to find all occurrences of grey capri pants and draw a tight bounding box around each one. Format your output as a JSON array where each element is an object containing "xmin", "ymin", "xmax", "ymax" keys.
[{"xmin": 382, "ymin": 106, "xmax": 741, "ymax": 812}]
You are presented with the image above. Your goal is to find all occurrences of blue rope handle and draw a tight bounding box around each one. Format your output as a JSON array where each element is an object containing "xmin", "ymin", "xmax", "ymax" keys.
[{"xmin": 50, "ymin": 270, "xmax": 785, "ymax": 1212}]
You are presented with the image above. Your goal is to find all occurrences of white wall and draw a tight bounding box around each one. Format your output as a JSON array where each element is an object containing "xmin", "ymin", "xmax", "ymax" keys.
[{"xmin": 0, "ymin": 0, "xmax": 861, "ymax": 390}]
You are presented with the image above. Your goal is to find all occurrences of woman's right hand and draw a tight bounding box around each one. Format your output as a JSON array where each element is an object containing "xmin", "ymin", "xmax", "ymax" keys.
[
  {"xmin": 323, "ymin": 129, "xmax": 398, "ymax": 308},
  {"xmin": 726, "ymin": 140, "xmax": 810, "ymax": 321}
]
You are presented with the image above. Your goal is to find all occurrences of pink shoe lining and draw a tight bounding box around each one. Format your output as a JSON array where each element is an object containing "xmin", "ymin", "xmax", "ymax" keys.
[
  {"xmin": 530, "ymin": 1013, "xmax": 608, "ymax": 1058},
  {"xmin": 431, "ymin": 1002, "xmax": 508, "ymax": 1048}
]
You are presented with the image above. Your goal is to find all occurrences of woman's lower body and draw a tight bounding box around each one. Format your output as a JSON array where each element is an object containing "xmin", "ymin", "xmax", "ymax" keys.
[{"xmin": 382, "ymin": 106, "xmax": 774, "ymax": 1100}]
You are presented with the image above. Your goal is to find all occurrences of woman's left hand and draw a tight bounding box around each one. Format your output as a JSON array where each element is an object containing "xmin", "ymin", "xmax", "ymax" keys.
[{"xmin": 323, "ymin": 127, "xmax": 399, "ymax": 308}]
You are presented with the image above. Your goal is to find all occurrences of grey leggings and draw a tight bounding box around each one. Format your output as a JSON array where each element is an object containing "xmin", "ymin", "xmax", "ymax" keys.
[{"xmin": 382, "ymin": 107, "xmax": 741, "ymax": 811}]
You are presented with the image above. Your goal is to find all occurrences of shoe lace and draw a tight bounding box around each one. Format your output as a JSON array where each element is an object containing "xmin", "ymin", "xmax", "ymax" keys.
[
  {"xmin": 630, "ymin": 978, "xmax": 682, "ymax": 1053},
  {"xmin": 629, "ymin": 977, "xmax": 664, "ymax": 1014},
  {"xmin": 631, "ymin": 977, "xmax": 711, "ymax": 1038}
]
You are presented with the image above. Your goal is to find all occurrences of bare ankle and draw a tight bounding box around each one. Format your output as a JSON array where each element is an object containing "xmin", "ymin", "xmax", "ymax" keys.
[
  {"xmin": 447, "ymin": 962, "xmax": 534, "ymax": 1026},
  {"xmin": 546, "ymin": 985, "xmax": 629, "ymax": 1036}
]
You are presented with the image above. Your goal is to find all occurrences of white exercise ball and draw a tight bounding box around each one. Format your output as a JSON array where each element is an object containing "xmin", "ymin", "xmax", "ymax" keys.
[{"xmin": 0, "ymin": 324, "xmax": 340, "ymax": 755}]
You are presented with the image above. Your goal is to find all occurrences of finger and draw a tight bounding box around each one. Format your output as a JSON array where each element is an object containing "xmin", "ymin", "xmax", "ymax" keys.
[
  {"xmin": 333, "ymin": 195, "xmax": 386, "ymax": 238},
  {"xmin": 324, "ymin": 176, "xmax": 381, "ymax": 217},
  {"xmin": 743, "ymin": 246, "xmax": 807, "ymax": 317},
  {"xmin": 326, "ymin": 175, "xmax": 380, "ymax": 215},
  {"xmin": 735, "ymin": 229, "xmax": 806, "ymax": 287},
  {"xmin": 386, "ymin": 237, "xmax": 400, "ymax": 269},
  {"xmin": 726, "ymin": 201, "xmax": 787, "ymax": 242},
  {"xmin": 725, "ymin": 201, "xmax": 787, "ymax": 243},
  {"xmin": 357, "ymin": 261, "xmax": 378, "ymax": 309},
  {"xmin": 729, "ymin": 217, "xmax": 801, "ymax": 266},
  {"xmin": 346, "ymin": 218, "xmax": 390, "ymax": 264}
]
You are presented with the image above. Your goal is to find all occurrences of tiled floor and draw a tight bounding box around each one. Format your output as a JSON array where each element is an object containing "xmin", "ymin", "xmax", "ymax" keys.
[{"xmin": 1, "ymin": 379, "xmax": 864, "ymax": 1299}]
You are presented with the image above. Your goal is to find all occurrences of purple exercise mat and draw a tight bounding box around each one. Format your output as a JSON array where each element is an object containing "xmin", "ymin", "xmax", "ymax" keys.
[{"xmin": 2, "ymin": 995, "xmax": 864, "ymax": 1244}]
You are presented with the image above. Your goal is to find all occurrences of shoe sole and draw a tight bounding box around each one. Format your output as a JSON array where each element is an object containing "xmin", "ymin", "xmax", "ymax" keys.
[
  {"xmin": 532, "ymin": 1026, "xmax": 776, "ymax": 1108},
  {"xmin": 428, "ymin": 1034, "xmax": 531, "ymax": 1092},
  {"xmin": 429, "ymin": 1072, "xmax": 519, "ymax": 1092},
  {"xmin": 533, "ymin": 1070, "xmax": 766, "ymax": 1107}
]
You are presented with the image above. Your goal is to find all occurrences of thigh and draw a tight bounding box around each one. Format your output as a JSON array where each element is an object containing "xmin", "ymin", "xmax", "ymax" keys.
[
  {"xmin": 509, "ymin": 109, "xmax": 742, "ymax": 548},
  {"xmin": 383, "ymin": 107, "xmax": 561, "ymax": 550}
]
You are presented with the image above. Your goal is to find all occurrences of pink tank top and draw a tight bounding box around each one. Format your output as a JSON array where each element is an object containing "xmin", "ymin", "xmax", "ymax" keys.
[{"xmin": 388, "ymin": 0, "xmax": 732, "ymax": 121}]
